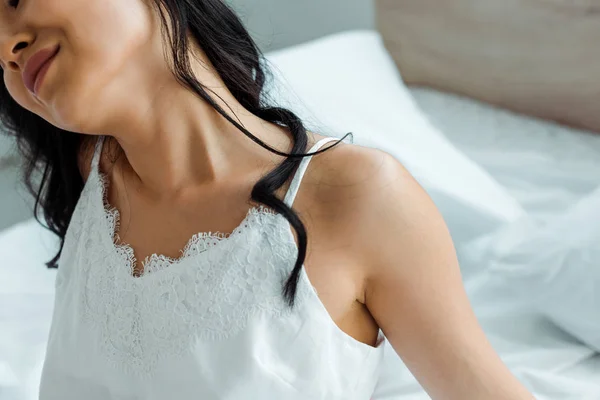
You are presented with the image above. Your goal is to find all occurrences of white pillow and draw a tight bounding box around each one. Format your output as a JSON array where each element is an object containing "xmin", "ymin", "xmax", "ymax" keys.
[
  {"xmin": 265, "ymin": 30, "xmax": 525, "ymax": 243},
  {"xmin": 464, "ymin": 185, "xmax": 600, "ymax": 351},
  {"xmin": 409, "ymin": 87, "xmax": 600, "ymax": 219}
]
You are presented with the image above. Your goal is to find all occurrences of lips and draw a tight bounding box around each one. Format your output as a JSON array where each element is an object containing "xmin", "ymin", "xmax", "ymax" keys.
[{"xmin": 22, "ymin": 45, "xmax": 60, "ymax": 96}]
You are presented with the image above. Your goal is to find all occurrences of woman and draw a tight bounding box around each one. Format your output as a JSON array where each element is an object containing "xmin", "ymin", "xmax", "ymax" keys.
[{"xmin": 0, "ymin": 0, "xmax": 534, "ymax": 399}]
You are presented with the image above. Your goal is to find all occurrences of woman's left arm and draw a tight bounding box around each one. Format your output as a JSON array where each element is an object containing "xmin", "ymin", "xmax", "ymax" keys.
[{"xmin": 357, "ymin": 153, "xmax": 534, "ymax": 400}]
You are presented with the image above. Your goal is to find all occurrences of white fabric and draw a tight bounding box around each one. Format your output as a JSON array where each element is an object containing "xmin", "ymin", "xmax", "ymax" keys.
[
  {"xmin": 3, "ymin": 30, "xmax": 600, "ymax": 400},
  {"xmin": 465, "ymin": 187, "xmax": 600, "ymax": 352},
  {"xmin": 37, "ymin": 135, "xmax": 384, "ymax": 400},
  {"xmin": 410, "ymin": 88, "xmax": 600, "ymax": 219},
  {"xmin": 0, "ymin": 220, "xmax": 58, "ymax": 400}
]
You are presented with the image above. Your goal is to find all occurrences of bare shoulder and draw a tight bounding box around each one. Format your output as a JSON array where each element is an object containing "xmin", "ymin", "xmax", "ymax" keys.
[
  {"xmin": 323, "ymin": 143, "xmax": 532, "ymax": 399},
  {"xmin": 308, "ymin": 136, "xmax": 451, "ymax": 267},
  {"xmin": 309, "ymin": 137, "xmax": 421, "ymax": 223},
  {"xmin": 311, "ymin": 137, "xmax": 402, "ymax": 186}
]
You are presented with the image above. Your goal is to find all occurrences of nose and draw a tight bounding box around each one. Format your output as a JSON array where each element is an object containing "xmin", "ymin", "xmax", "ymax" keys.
[{"xmin": 0, "ymin": 32, "xmax": 33, "ymax": 72}]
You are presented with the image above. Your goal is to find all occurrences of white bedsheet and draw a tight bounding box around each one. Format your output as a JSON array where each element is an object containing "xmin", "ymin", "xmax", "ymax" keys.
[{"xmin": 2, "ymin": 31, "xmax": 600, "ymax": 399}]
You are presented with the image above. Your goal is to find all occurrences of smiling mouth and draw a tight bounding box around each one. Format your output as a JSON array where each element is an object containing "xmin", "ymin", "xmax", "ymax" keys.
[{"xmin": 23, "ymin": 45, "xmax": 60, "ymax": 96}]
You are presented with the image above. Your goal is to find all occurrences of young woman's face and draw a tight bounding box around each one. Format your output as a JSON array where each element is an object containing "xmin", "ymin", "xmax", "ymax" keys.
[{"xmin": 0, "ymin": 0, "xmax": 167, "ymax": 132}]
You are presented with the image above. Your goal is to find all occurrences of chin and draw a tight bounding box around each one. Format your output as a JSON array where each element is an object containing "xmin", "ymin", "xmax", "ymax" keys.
[
  {"xmin": 47, "ymin": 63, "xmax": 138, "ymax": 135},
  {"xmin": 48, "ymin": 93, "xmax": 95, "ymax": 133},
  {"xmin": 45, "ymin": 79, "xmax": 111, "ymax": 135}
]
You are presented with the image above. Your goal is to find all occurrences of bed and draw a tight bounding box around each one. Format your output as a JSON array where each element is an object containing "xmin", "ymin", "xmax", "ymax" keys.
[{"xmin": 2, "ymin": 23, "xmax": 600, "ymax": 400}]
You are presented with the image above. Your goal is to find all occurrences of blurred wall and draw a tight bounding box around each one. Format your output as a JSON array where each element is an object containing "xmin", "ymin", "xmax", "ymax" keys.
[
  {"xmin": 0, "ymin": 1, "xmax": 375, "ymax": 231},
  {"xmin": 228, "ymin": 0, "xmax": 374, "ymax": 51},
  {"xmin": 0, "ymin": 134, "xmax": 30, "ymax": 231}
]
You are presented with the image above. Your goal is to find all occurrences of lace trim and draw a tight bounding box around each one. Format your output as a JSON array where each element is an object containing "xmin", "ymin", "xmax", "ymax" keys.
[
  {"xmin": 73, "ymin": 168, "xmax": 310, "ymax": 378},
  {"xmin": 95, "ymin": 169, "xmax": 280, "ymax": 276}
]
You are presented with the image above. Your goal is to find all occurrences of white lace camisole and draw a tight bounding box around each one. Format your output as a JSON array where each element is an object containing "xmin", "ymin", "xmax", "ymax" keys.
[{"xmin": 39, "ymin": 135, "xmax": 386, "ymax": 400}]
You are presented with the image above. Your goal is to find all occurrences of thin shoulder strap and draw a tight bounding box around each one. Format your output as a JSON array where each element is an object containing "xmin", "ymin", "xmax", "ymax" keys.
[
  {"xmin": 90, "ymin": 135, "xmax": 106, "ymax": 173},
  {"xmin": 283, "ymin": 136, "xmax": 342, "ymax": 208}
]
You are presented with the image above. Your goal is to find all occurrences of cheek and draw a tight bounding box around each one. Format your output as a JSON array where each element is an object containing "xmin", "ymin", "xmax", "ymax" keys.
[
  {"xmin": 30, "ymin": 0, "xmax": 161, "ymax": 131},
  {"xmin": 51, "ymin": 0, "xmax": 157, "ymax": 73}
]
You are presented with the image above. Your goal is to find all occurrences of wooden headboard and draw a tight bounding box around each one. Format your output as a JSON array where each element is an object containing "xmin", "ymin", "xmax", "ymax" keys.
[{"xmin": 375, "ymin": 0, "xmax": 600, "ymax": 132}]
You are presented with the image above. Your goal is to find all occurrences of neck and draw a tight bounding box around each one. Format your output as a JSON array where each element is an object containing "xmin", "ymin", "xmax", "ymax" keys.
[{"xmin": 98, "ymin": 65, "xmax": 291, "ymax": 200}]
